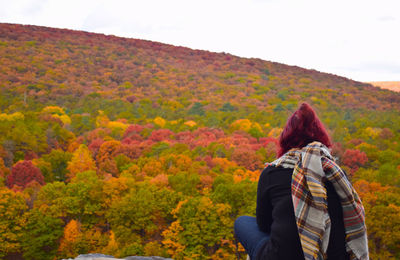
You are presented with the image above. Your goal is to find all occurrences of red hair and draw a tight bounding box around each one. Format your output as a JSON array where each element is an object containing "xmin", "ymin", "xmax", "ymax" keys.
[{"xmin": 278, "ymin": 103, "xmax": 332, "ymax": 157}]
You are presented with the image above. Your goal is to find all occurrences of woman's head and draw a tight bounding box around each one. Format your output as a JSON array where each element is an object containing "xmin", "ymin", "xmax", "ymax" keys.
[{"xmin": 278, "ymin": 102, "xmax": 332, "ymax": 157}]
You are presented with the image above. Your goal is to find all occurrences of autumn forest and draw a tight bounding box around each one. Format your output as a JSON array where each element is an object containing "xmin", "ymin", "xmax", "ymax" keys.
[{"xmin": 0, "ymin": 23, "xmax": 400, "ymax": 259}]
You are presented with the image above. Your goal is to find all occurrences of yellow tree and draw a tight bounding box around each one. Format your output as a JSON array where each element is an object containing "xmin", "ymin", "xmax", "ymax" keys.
[
  {"xmin": 0, "ymin": 188, "xmax": 28, "ymax": 258},
  {"xmin": 229, "ymin": 119, "xmax": 252, "ymax": 132},
  {"xmin": 162, "ymin": 220, "xmax": 185, "ymax": 258},
  {"xmin": 0, "ymin": 158, "xmax": 10, "ymax": 186},
  {"xmin": 67, "ymin": 144, "xmax": 96, "ymax": 180},
  {"xmin": 58, "ymin": 219, "xmax": 84, "ymax": 258},
  {"xmin": 102, "ymin": 231, "xmax": 119, "ymax": 257}
]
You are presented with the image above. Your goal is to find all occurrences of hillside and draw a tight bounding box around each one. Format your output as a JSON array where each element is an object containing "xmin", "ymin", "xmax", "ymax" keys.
[
  {"xmin": 370, "ymin": 81, "xmax": 400, "ymax": 92},
  {"xmin": 0, "ymin": 23, "xmax": 400, "ymax": 260},
  {"xmin": 1, "ymin": 23, "xmax": 399, "ymax": 114}
]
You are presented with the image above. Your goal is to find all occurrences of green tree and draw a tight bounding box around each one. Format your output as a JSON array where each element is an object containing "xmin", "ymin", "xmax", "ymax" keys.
[
  {"xmin": 188, "ymin": 102, "xmax": 205, "ymax": 116},
  {"xmin": 163, "ymin": 196, "xmax": 234, "ymax": 259},
  {"xmin": 219, "ymin": 102, "xmax": 236, "ymax": 112},
  {"xmin": 21, "ymin": 209, "xmax": 64, "ymax": 260},
  {"xmin": 35, "ymin": 171, "xmax": 103, "ymax": 224},
  {"xmin": 106, "ymin": 185, "xmax": 159, "ymax": 246},
  {"xmin": 42, "ymin": 149, "xmax": 72, "ymax": 182},
  {"xmin": 168, "ymin": 172, "xmax": 200, "ymax": 196},
  {"xmin": 211, "ymin": 179, "xmax": 257, "ymax": 217}
]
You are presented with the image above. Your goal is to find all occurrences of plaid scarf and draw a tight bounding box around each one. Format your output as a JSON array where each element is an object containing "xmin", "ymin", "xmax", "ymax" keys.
[{"xmin": 269, "ymin": 141, "xmax": 369, "ymax": 260}]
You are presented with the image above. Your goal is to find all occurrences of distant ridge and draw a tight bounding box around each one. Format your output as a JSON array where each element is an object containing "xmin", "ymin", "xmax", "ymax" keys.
[
  {"xmin": 369, "ymin": 81, "xmax": 400, "ymax": 92},
  {"xmin": 0, "ymin": 22, "xmax": 399, "ymax": 111}
]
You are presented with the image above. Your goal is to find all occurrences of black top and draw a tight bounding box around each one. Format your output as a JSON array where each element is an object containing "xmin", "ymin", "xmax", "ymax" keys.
[{"xmin": 256, "ymin": 165, "xmax": 349, "ymax": 260}]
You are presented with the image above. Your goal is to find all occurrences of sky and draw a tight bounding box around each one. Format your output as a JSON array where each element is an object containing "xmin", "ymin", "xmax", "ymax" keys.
[{"xmin": 1, "ymin": 0, "xmax": 399, "ymax": 82}]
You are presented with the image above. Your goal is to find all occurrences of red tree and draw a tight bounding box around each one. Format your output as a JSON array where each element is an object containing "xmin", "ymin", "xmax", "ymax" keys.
[
  {"xmin": 123, "ymin": 124, "xmax": 144, "ymax": 139},
  {"xmin": 7, "ymin": 160, "xmax": 45, "ymax": 189},
  {"xmin": 231, "ymin": 146, "xmax": 263, "ymax": 171},
  {"xmin": 122, "ymin": 134, "xmax": 143, "ymax": 145},
  {"xmin": 120, "ymin": 143, "xmax": 143, "ymax": 159},
  {"xmin": 342, "ymin": 149, "xmax": 368, "ymax": 174},
  {"xmin": 149, "ymin": 129, "xmax": 174, "ymax": 142},
  {"xmin": 88, "ymin": 138, "xmax": 104, "ymax": 158}
]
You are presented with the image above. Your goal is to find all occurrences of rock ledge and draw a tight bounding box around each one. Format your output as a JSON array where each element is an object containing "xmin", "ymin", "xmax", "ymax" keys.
[{"xmin": 62, "ymin": 253, "xmax": 172, "ymax": 260}]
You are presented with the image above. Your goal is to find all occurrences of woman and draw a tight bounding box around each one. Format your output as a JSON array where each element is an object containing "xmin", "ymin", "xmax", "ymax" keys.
[{"xmin": 234, "ymin": 103, "xmax": 369, "ymax": 260}]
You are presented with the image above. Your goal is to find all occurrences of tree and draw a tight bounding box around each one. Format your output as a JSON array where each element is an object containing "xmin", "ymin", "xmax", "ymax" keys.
[
  {"xmin": 377, "ymin": 163, "xmax": 400, "ymax": 186},
  {"xmin": 153, "ymin": 117, "xmax": 166, "ymax": 128},
  {"xmin": 188, "ymin": 102, "xmax": 205, "ymax": 116},
  {"xmin": 231, "ymin": 146, "xmax": 263, "ymax": 171},
  {"xmin": 148, "ymin": 129, "xmax": 174, "ymax": 142},
  {"xmin": 230, "ymin": 119, "xmax": 252, "ymax": 132},
  {"xmin": 21, "ymin": 208, "xmax": 63, "ymax": 260},
  {"xmin": 0, "ymin": 188, "xmax": 28, "ymax": 258},
  {"xmin": 354, "ymin": 180, "xmax": 400, "ymax": 259},
  {"xmin": 96, "ymin": 140, "xmax": 121, "ymax": 164},
  {"xmin": 7, "ymin": 160, "xmax": 45, "ymax": 189},
  {"xmin": 106, "ymin": 186, "xmax": 159, "ymax": 246},
  {"xmin": 67, "ymin": 144, "xmax": 96, "ymax": 180},
  {"xmin": 211, "ymin": 177, "xmax": 257, "ymax": 216},
  {"xmin": 168, "ymin": 172, "xmax": 200, "ymax": 196},
  {"xmin": 219, "ymin": 102, "xmax": 236, "ymax": 112},
  {"xmin": 101, "ymin": 176, "xmax": 132, "ymax": 210},
  {"xmin": 102, "ymin": 231, "xmax": 119, "ymax": 256},
  {"xmin": 35, "ymin": 171, "xmax": 103, "ymax": 224},
  {"xmin": 96, "ymin": 140, "xmax": 122, "ymax": 177},
  {"xmin": 273, "ymin": 103, "xmax": 284, "ymax": 112},
  {"xmin": 162, "ymin": 196, "xmax": 234, "ymax": 259},
  {"xmin": 342, "ymin": 149, "xmax": 368, "ymax": 174},
  {"xmin": 106, "ymin": 184, "xmax": 180, "ymax": 254},
  {"xmin": 58, "ymin": 219, "xmax": 85, "ymax": 258},
  {"xmin": 42, "ymin": 149, "xmax": 73, "ymax": 182},
  {"xmin": 67, "ymin": 171, "xmax": 104, "ymax": 224},
  {"xmin": 88, "ymin": 138, "xmax": 104, "ymax": 158},
  {"xmin": 0, "ymin": 158, "xmax": 10, "ymax": 186},
  {"xmin": 34, "ymin": 181, "xmax": 68, "ymax": 218},
  {"xmin": 123, "ymin": 124, "xmax": 144, "ymax": 139}
]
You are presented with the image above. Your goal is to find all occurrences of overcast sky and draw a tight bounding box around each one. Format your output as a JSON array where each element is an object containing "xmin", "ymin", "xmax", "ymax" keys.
[{"xmin": 1, "ymin": 0, "xmax": 399, "ymax": 82}]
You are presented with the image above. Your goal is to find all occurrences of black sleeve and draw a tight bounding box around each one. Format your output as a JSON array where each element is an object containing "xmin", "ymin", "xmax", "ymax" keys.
[{"xmin": 256, "ymin": 167, "xmax": 272, "ymax": 233}]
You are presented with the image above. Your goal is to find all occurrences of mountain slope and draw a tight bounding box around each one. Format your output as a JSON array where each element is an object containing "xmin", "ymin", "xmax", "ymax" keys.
[{"xmin": 1, "ymin": 23, "xmax": 399, "ymax": 114}]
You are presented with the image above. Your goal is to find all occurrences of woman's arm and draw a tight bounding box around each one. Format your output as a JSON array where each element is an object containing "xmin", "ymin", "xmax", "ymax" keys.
[{"xmin": 256, "ymin": 167, "xmax": 273, "ymax": 233}]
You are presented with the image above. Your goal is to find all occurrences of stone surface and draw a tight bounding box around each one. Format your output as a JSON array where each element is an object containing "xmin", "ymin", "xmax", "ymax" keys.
[
  {"xmin": 125, "ymin": 257, "xmax": 172, "ymax": 260},
  {"xmin": 62, "ymin": 253, "xmax": 172, "ymax": 260}
]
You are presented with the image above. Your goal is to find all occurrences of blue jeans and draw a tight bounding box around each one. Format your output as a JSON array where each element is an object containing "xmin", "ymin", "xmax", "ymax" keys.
[{"xmin": 234, "ymin": 216, "xmax": 270, "ymax": 260}]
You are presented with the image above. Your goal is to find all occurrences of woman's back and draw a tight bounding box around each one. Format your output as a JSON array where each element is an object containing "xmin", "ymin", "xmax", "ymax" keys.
[
  {"xmin": 235, "ymin": 103, "xmax": 367, "ymax": 259},
  {"xmin": 326, "ymin": 180, "xmax": 349, "ymax": 260},
  {"xmin": 256, "ymin": 165, "xmax": 349, "ymax": 260}
]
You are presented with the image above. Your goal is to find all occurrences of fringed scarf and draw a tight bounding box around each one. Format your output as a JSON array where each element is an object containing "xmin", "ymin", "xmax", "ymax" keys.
[{"xmin": 269, "ymin": 141, "xmax": 369, "ymax": 260}]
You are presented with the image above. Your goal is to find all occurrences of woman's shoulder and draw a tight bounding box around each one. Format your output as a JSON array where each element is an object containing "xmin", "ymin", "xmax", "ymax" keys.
[
  {"xmin": 259, "ymin": 165, "xmax": 293, "ymax": 182},
  {"xmin": 262, "ymin": 164, "xmax": 294, "ymax": 175}
]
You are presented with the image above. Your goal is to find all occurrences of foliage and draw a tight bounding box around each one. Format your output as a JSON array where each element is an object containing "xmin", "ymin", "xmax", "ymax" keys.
[
  {"xmin": 163, "ymin": 197, "xmax": 233, "ymax": 259},
  {"xmin": 0, "ymin": 188, "xmax": 28, "ymax": 258},
  {"xmin": 21, "ymin": 208, "xmax": 64, "ymax": 260},
  {"xmin": 0, "ymin": 23, "xmax": 399, "ymax": 259},
  {"xmin": 67, "ymin": 144, "xmax": 96, "ymax": 180},
  {"xmin": 42, "ymin": 149, "xmax": 73, "ymax": 182},
  {"xmin": 6, "ymin": 160, "xmax": 44, "ymax": 189},
  {"xmin": 342, "ymin": 149, "xmax": 368, "ymax": 174}
]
